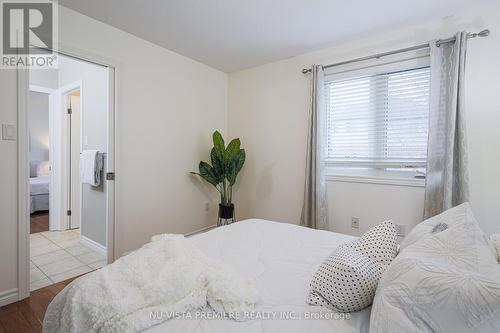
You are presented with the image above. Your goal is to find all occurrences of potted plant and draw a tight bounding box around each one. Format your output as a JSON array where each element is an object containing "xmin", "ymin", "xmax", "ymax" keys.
[{"xmin": 191, "ymin": 131, "xmax": 245, "ymax": 226}]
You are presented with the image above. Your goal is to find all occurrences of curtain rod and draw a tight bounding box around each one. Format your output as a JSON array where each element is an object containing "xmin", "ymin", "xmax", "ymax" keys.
[{"xmin": 301, "ymin": 29, "xmax": 490, "ymax": 74}]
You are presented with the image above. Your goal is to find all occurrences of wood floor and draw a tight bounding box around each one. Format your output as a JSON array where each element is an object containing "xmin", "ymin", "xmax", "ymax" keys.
[
  {"xmin": 0, "ymin": 276, "xmax": 78, "ymax": 333},
  {"xmin": 30, "ymin": 212, "xmax": 49, "ymax": 234}
]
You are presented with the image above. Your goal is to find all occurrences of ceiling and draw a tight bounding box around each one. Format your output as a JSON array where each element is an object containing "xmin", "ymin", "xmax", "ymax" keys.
[{"xmin": 59, "ymin": 0, "xmax": 482, "ymax": 72}]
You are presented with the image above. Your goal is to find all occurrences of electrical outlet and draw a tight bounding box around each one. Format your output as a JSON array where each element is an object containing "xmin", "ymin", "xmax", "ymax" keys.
[
  {"xmin": 351, "ymin": 217, "xmax": 360, "ymax": 229},
  {"xmin": 395, "ymin": 224, "xmax": 406, "ymax": 237}
]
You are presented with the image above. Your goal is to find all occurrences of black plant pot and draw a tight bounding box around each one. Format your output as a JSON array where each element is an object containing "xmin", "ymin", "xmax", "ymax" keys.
[
  {"xmin": 218, "ymin": 203, "xmax": 235, "ymax": 226},
  {"xmin": 218, "ymin": 203, "xmax": 234, "ymax": 219}
]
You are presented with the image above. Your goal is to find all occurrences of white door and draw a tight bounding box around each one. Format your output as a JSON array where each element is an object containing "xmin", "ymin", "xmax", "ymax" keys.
[{"xmin": 69, "ymin": 92, "xmax": 81, "ymax": 229}]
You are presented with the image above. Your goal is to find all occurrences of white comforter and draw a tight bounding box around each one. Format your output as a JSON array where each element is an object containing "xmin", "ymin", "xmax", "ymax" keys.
[
  {"xmin": 30, "ymin": 176, "xmax": 50, "ymax": 195},
  {"xmin": 43, "ymin": 234, "xmax": 259, "ymax": 333},
  {"xmin": 45, "ymin": 220, "xmax": 371, "ymax": 333}
]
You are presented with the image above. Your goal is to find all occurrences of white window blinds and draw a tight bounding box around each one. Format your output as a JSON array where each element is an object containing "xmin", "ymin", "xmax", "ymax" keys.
[{"xmin": 325, "ymin": 65, "xmax": 430, "ymax": 169}]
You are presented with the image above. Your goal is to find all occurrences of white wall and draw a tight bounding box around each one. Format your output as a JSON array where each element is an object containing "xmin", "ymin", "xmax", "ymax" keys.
[
  {"xmin": 328, "ymin": 182, "xmax": 424, "ymax": 237},
  {"xmin": 30, "ymin": 69, "xmax": 58, "ymax": 90},
  {"xmin": 58, "ymin": 55, "xmax": 108, "ymax": 152},
  {"xmin": 228, "ymin": 1, "xmax": 500, "ymax": 236},
  {"xmin": 0, "ymin": 5, "xmax": 227, "ymax": 300},
  {"xmin": 28, "ymin": 92, "xmax": 50, "ymax": 164}
]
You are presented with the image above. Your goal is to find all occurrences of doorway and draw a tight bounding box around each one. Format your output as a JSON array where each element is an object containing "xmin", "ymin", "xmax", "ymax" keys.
[
  {"xmin": 27, "ymin": 89, "xmax": 52, "ymax": 234},
  {"xmin": 24, "ymin": 52, "xmax": 115, "ymax": 293}
]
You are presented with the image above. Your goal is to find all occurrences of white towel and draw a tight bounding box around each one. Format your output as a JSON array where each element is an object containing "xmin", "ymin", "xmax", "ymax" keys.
[{"xmin": 80, "ymin": 150, "xmax": 103, "ymax": 186}]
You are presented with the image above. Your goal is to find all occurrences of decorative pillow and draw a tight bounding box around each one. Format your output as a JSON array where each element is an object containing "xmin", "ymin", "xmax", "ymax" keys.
[
  {"xmin": 400, "ymin": 202, "xmax": 474, "ymax": 251},
  {"xmin": 307, "ymin": 220, "xmax": 398, "ymax": 312},
  {"xmin": 370, "ymin": 218, "xmax": 500, "ymax": 332},
  {"xmin": 29, "ymin": 161, "xmax": 39, "ymax": 178}
]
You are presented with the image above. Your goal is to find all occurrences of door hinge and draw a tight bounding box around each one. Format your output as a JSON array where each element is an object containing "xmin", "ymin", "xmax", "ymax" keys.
[
  {"xmin": 67, "ymin": 108, "xmax": 72, "ymax": 115},
  {"xmin": 67, "ymin": 210, "xmax": 72, "ymax": 216},
  {"xmin": 106, "ymin": 172, "xmax": 115, "ymax": 181}
]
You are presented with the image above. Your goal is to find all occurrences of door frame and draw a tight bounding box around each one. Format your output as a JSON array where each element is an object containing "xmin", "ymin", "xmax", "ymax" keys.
[
  {"xmin": 17, "ymin": 45, "xmax": 118, "ymax": 300},
  {"xmin": 59, "ymin": 81, "xmax": 83, "ymax": 231}
]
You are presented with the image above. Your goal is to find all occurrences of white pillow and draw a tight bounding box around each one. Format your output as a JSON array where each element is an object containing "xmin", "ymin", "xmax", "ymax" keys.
[
  {"xmin": 307, "ymin": 220, "xmax": 398, "ymax": 312},
  {"xmin": 29, "ymin": 161, "xmax": 39, "ymax": 178},
  {"xmin": 400, "ymin": 202, "xmax": 473, "ymax": 251},
  {"xmin": 370, "ymin": 218, "xmax": 500, "ymax": 332}
]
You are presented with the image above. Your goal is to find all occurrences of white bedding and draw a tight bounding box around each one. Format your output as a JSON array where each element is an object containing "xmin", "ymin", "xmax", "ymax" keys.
[
  {"xmin": 30, "ymin": 176, "xmax": 50, "ymax": 213},
  {"xmin": 30, "ymin": 175, "xmax": 50, "ymax": 195},
  {"xmin": 44, "ymin": 234, "xmax": 259, "ymax": 333},
  {"xmin": 45, "ymin": 219, "xmax": 371, "ymax": 333}
]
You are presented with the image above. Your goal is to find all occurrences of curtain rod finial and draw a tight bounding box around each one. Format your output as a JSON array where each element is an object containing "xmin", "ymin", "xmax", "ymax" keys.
[
  {"xmin": 469, "ymin": 29, "xmax": 490, "ymax": 39},
  {"xmin": 478, "ymin": 29, "xmax": 490, "ymax": 37}
]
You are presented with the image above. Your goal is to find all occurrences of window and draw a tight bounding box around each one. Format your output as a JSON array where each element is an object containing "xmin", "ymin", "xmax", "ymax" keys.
[{"xmin": 325, "ymin": 59, "xmax": 430, "ymax": 177}]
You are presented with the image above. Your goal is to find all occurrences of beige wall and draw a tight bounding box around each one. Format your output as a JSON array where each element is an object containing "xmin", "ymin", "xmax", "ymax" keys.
[
  {"xmin": 0, "ymin": 5, "xmax": 227, "ymax": 298},
  {"xmin": 228, "ymin": 1, "xmax": 500, "ymax": 236}
]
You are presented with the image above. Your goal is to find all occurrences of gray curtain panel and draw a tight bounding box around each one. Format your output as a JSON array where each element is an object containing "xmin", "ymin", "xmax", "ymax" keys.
[
  {"xmin": 424, "ymin": 32, "xmax": 470, "ymax": 219},
  {"xmin": 300, "ymin": 65, "xmax": 328, "ymax": 230}
]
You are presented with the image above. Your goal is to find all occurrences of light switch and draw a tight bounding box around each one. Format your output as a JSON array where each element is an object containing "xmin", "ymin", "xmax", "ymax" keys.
[{"xmin": 2, "ymin": 124, "xmax": 16, "ymax": 141}]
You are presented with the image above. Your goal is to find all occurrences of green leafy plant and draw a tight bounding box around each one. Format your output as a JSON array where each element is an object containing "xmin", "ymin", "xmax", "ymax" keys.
[{"xmin": 190, "ymin": 131, "xmax": 245, "ymax": 205}]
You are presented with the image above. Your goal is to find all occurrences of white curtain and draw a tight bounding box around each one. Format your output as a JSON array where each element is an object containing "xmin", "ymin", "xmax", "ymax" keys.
[
  {"xmin": 300, "ymin": 65, "xmax": 328, "ymax": 230},
  {"xmin": 424, "ymin": 32, "xmax": 470, "ymax": 219}
]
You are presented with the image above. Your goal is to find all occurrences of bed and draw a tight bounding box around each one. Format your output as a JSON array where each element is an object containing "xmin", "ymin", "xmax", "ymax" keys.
[
  {"xmin": 45, "ymin": 220, "xmax": 371, "ymax": 333},
  {"xmin": 43, "ymin": 205, "xmax": 500, "ymax": 333},
  {"xmin": 30, "ymin": 175, "xmax": 50, "ymax": 213}
]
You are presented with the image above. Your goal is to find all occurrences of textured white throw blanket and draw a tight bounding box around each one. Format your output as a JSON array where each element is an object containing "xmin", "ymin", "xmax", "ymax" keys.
[{"xmin": 43, "ymin": 234, "xmax": 259, "ymax": 333}]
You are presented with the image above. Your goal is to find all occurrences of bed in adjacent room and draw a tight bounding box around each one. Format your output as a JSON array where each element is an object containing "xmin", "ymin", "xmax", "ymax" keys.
[{"xmin": 30, "ymin": 175, "xmax": 50, "ymax": 214}]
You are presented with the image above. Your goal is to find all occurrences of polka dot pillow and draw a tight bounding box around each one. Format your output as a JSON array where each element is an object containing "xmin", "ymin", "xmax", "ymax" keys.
[{"xmin": 307, "ymin": 220, "xmax": 398, "ymax": 312}]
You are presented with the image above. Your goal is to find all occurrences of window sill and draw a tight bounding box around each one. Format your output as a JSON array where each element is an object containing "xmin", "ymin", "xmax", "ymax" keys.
[{"xmin": 326, "ymin": 172, "xmax": 425, "ymax": 187}]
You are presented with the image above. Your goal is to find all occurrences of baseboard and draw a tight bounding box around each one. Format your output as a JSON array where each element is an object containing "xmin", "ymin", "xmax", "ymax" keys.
[
  {"xmin": 0, "ymin": 288, "xmax": 19, "ymax": 307},
  {"xmin": 80, "ymin": 235, "xmax": 107, "ymax": 256},
  {"xmin": 185, "ymin": 224, "xmax": 216, "ymax": 237}
]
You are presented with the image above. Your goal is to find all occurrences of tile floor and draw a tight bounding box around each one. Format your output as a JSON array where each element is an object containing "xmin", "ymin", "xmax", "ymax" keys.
[{"xmin": 30, "ymin": 229, "xmax": 107, "ymax": 291}]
